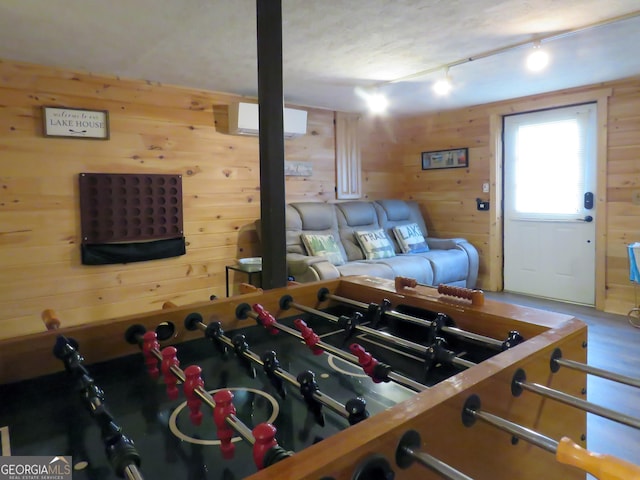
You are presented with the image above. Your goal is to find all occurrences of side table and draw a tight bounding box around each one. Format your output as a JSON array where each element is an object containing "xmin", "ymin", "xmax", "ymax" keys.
[{"xmin": 225, "ymin": 263, "xmax": 262, "ymax": 297}]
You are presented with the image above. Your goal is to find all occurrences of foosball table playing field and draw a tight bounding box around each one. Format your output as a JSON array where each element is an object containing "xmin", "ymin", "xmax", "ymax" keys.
[{"xmin": 1, "ymin": 276, "xmax": 639, "ymax": 479}]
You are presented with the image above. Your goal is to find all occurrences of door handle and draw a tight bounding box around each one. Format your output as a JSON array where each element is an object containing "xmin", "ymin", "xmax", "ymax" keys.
[{"xmin": 578, "ymin": 215, "xmax": 594, "ymax": 223}]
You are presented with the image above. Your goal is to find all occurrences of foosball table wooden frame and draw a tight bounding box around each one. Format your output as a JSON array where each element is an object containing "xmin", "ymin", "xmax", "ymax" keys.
[{"xmin": 0, "ymin": 276, "xmax": 590, "ymax": 479}]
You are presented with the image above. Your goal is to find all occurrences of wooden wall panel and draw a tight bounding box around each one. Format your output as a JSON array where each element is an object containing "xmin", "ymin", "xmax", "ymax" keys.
[
  {"xmin": 359, "ymin": 76, "xmax": 640, "ymax": 315},
  {"xmin": 0, "ymin": 59, "xmax": 403, "ymax": 341},
  {"xmin": 0, "ymin": 60, "xmax": 301, "ymax": 339}
]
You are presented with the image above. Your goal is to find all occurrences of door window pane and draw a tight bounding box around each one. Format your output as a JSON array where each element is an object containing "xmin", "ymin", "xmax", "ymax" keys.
[
  {"xmin": 505, "ymin": 104, "xmax": 594, "ymax": 221},
  {"xmin": 514, "ymin": 119, "xmax": 582, "ymax": 215}
]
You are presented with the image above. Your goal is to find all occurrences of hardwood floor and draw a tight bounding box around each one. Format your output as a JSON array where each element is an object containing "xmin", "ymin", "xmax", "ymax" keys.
[{"xmin": 485, "ymin": 291, "xmax": 640, "ymax": 475}]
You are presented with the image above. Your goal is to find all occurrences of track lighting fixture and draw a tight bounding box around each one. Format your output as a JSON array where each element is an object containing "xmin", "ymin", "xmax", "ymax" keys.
[
  {"xmin": 357, "ymin": 10, "xmax": 639, "ymax": 110},
  {"xmin": 526, "ymin": 41, "xmax": 550, "ymax": 72},
  {"xmin": 356, "ymin": 86, "xmax": 389, "ymax": 114},
  {"xmin": 367, "ymin": 92, "xmax": 389, "ymax": 113},
  {"xmin": 433, "ymin": 69, "xmax": 453, "ymax": 95}
]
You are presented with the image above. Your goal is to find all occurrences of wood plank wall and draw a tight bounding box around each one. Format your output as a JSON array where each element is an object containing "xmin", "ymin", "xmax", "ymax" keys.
[
  {"xmin": 0, "ymin": 59, "xmax": 365, "ymax": 340},
  {"xmin": 362, "ymin": 76, "xmax": 640, "ymax": 315},
  {"xmin": 3, "ymin": 56, "xmax": 637, "ymax": 342}
]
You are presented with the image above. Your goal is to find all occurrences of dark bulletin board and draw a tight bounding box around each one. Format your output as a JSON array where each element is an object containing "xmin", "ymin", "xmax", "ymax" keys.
[{"xmin": 79, "ymin": 173, "xmax": 183, "ymax": 244}]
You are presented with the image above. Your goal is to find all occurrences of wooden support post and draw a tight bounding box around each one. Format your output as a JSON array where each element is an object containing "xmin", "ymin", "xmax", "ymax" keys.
[{"xmin": 256, "ymin": 0, "xmax": 287, "ymax": 290}]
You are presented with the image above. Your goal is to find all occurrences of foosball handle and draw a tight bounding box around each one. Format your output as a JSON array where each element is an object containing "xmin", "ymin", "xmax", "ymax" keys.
[
  {"xmin": 183, "ymin": 365, "xmax": 204, "ymax": 426},
  {"xmin": 161, "ymin": 346, "xmax": 180, "ymax": 400},
  {"xmin": 556, "ymin": 436, "xmax": 640, "ymax": 480},
  {"xmin": 293, "ymin": 319, "xmax": 323, "ymax": 355},
  {"xmin": 239, "ymin": 283, "xmax": 263, "ymax": 294},
  {"xmin": 41, "ymin": 309, "xmax": 61, "ymax": 331},
  {"xmin": 395, "ymin": 276, "xmax": 417, "ymax": 290},
  {"xmin": 213, "ymin": 390, "xmax": 236, "ymax": 460},
  {"xmin": 142, "ymin": 331, "xmax": 160, "ymax": 379},
  {"xmin": 437, "ymin": 284, "xmax": 485, "ymax": 306}
]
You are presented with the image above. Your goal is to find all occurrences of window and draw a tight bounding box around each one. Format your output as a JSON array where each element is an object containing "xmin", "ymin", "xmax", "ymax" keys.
[{"xmin": 504, "ymin": 104, "xmax": 595, "ymax": 220}]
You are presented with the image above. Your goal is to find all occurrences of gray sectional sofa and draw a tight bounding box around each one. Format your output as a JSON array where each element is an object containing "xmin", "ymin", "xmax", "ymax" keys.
[{"xmin": 285, "ymin": 199, "xmax": 479, "ymax": 288}]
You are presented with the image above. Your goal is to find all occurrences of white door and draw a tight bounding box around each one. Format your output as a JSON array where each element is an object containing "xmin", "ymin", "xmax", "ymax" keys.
[{"xmin": 503, "ymin": 104, "xmax": 597, "ymax": 305}]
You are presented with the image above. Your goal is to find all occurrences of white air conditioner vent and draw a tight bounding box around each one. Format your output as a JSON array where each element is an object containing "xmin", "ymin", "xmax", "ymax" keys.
[{"xmin": 227, "ymin": 102, "xmax": 307, "ymax": 138}]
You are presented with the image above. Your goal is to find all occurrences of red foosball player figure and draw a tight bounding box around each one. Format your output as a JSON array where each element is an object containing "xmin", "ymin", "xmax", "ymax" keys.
[
  {"xmin": 142, "ymin": 331, "xmax": 160, "ymax": 379},
  {"xmin": 183, "ymin": 365, "xmax": 205, "ymax": 426},
  {"xmin": 214, "ymin": 390, "xmax": 237, "ymax": 460},
  {"xmin": 161, "ymin": 346, "xmax": 180, "ymax": 400}
]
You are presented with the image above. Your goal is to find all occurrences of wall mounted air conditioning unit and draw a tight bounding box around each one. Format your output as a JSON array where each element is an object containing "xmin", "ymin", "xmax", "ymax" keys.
[{"xmin": 228, "ymin": 102, "xmax": 307, "ymax": 139}]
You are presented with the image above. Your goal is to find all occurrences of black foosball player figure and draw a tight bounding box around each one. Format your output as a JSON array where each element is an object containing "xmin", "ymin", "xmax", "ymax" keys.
[{"xmin": 53, "ymin": 335, "xmax": 144, "ymax": 480}]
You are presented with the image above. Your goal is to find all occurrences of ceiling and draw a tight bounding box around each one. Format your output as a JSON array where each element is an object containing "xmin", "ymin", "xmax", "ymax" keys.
[{"xmin": 1, "ymin": 1, "xmax": 639, "ymax": 115}]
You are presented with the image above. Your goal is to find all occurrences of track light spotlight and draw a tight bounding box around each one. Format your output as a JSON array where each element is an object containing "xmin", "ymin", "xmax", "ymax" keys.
[
  {"xmin": 356, "ymin": 86, "xmax": 389, "ymax": 114},
  {"xmin": 433, "ymin": 69, "xmax": 452, "ymax": 96},
  {"xmin": 367, "ymin": 92, "xmax": 389, "ymax": 113},
  {"xmin": 526, "ymin": 41, "xmax": 550, "ymax": 72}
]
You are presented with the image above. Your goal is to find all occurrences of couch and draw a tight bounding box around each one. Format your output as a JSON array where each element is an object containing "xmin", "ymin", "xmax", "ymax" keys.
[{"xmin": 285, "ymin": 199, "xmax": 479, "ymax": 288}]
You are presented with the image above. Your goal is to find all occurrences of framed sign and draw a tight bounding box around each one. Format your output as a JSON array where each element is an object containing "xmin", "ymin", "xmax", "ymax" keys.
[
  {"xmin": 43, "ymin": 106, "xmax": 110, "ymax": 139},
  {"xmin": 421, "ymin": 148, "xmax": 468, "ymax": 170}
]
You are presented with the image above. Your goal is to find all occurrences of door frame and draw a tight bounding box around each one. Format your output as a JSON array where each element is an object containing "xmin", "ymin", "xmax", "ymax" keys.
[{"xmin": 487, "ymin": 88, "xmax": 611, "ymax": 310}]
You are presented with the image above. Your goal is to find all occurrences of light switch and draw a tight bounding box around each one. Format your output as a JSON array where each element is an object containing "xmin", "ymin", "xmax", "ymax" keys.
[{"xmin": 482, "ymin": 183, "xmax": 490, "ymax": 193}]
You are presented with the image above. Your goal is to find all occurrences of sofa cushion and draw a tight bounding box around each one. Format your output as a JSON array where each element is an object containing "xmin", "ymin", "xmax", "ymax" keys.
[
  {"xmin": 301, "ymin": 233, "xmax": 346, "ymax": 266},
  {"xmin": 288, "ymin": 202, "xmax": 348, "ymax": 262},
  {"xmin": 375, "ymin": 199, "xmax": 411, "ymax": 221},
  {"xmin": 415, "ymin": 249, "xmax": 469, "ymax": 285},
  {"xmin": 336, "ymin": 201, "xmax": 380, "ymax": 261},
  {"xmin": 293, "ymin": 202, "xmax": 337, "ymax": 230},
  {"xmin": 365, "ymin": 255, "xmax": 434, "ymax": 285},
  {"xmin": 374, "ymin": 200, "xmax": 430, "ymax": 253},
  {"xmin": 354, "ymin": 229, "xmax": 396, "ymax": 260},
  {"xmin": 392, "ymin": 223, "xmax": 429, "ymax": 254},
  {"xmin": 336, "ymin": 261, "xmax": 396, "ymax": 279}
]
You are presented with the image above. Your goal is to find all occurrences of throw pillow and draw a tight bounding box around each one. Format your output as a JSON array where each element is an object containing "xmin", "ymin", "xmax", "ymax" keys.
[
  {"xmin": 354, "ymin": 229, "xmax": 396, "ymax": 260},
  {"xmin": 393, "ymin": 223, "xmax": 430, "ymax": 254},
  {"xmin": 301, "ymin": 233, "xmax": 345, "ymax": 266}
]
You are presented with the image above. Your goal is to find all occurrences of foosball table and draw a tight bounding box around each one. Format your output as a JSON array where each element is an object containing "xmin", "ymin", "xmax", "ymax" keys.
[{"xmin": 1, "ymin": 276, "xmax": 639, "ymax": 479}]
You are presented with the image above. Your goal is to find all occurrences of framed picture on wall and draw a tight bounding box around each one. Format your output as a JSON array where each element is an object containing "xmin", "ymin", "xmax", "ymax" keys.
[
  {"xmin": 43, "ymin": 106, "xmax": 110, "ymax": 139},
  {"xmin": 421, "ymin": 148, "xmax": 468, "ymax": 170}
]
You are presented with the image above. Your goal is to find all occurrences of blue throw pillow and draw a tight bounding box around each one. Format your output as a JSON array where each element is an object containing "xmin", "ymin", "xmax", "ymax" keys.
[{"xmin": 393, "ymin": 223, "xmax": 429, "ymax": 254}]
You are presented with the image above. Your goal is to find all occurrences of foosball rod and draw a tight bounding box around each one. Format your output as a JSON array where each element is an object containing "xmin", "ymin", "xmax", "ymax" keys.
[
  {"xmin": 395, "ymin": 430, "xmax": 474, "ymax": 480},
  {"xmin": 280, "ymin": 295, "xmax": 476, "ymax": 370},
  {"xmin": 246, "ymin": 303, "xmax": 429, "ymax": 392},
  {"xmin": 317, "ymin": 288, "xmax": 507, "ymax": 350},
  {"xmin": 53, "ymin": 336, "xmax": 144, "ymax": 480},
  {"xmin": 551, "ymin": 348, "xmax": 640, "ymax": 389},
  {"xmin": 184, "ymin": 314, "xmax": 367, "ymax": 425},
  {"xmin": 512, "ymin": 369, "xmax": 640, "ymax": 430},
  {"xmin": 462, "ymin": 394, "xmax": 640, "ymax": 480}
]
